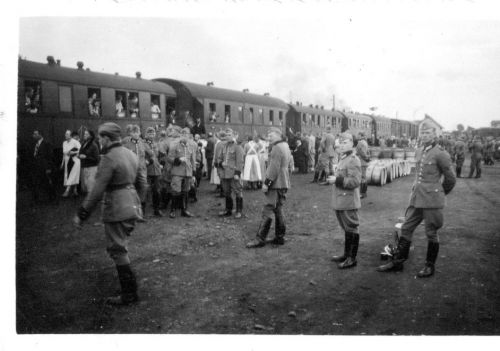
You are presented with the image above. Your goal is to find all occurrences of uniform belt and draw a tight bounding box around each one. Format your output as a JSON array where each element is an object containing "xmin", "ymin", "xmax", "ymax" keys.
[{"xmin": 106, "ymin": 183, "xmax": 134, "ymax": 191}]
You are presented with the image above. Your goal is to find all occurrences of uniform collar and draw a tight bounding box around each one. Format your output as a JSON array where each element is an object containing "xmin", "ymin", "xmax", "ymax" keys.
[
  {"xmin": 103, "ymin": 141, "xmax": 122, "ymax": 154},
  {"xmin": 423, "ymin": 141, "xmax": 437, "ymax": 152},
  {"xmin": 341, "ymin": 150, "xmax": 353, "ymax": 159}
]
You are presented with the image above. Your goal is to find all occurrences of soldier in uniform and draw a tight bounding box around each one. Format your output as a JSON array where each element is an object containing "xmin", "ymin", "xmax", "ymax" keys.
[
  {"xmin": 216, "ymin": 128, "xmax": 245, "ymax": 219},
  {"xmin": 329, "ymin": 132, "xmax": 362, "ymax": 269},
  {"xmin": 167, "ymin": 127, "xmax": 195, "ymax": 218},
  {"xmin": 122, "ymin": 125, "xmax": 148, "ymax": 220},
  {"xmin": 355, "ymin": 132, "xmax": 370, "ymax": 198},
  {"xmin": 158, "ymin": 125, "xmax": 181, "ymax": 211},
  {"xmin": 144, "ymin": 127, "xmax": 163, "ymax": 217},
  {"xmin": 377, "ymin": 122, "xmax": 456, "ymax": 277},
  {"xmin": 246, "ymin": 127, "xmax": 294, "ymax": 248},
  {"xmin": 468, "ymin": 136, "xmax": 484, "ymax": 178},
  {"xmin": 453, "ymin": 136, "xmax": 466, "ymax": 178},
  {"xmin": 73, "ymin": 122, "xmax": 146, "ymax": 305}
]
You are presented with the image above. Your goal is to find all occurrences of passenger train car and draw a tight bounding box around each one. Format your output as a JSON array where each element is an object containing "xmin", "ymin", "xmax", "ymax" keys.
[
  {"xmin": 18, "ymin": 57, "xmax": 420, "ymax": 161},
  {"xmin": 153, "ymin": 78, "xmax": 289, "ymax": 139}
]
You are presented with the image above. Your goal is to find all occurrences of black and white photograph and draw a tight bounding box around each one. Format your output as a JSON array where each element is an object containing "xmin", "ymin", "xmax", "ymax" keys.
[{"xmin": 2, "ymin": 0, "xmax": 500, "ymax": 349}]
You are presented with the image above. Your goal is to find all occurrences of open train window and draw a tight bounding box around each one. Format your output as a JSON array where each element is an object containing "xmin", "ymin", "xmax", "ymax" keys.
[
  {"xmin": 128, "ymin": 92, "xmax": 139, "ymax": 118},
  {"xmin": 115, "ymin": 91, "xmax": 127, "ymax": 118},
  {"xmin": 269, "ymin": 110, "xmax": 274, "ymax": 125},
  {"xmin": 23, "ymin": 80, "xmax": 42, "ymax": 114},
  {"xmin": 209, "ymin": 102, "xmax": 217, "ymax": 122},
  {"xmin": 87, "ymin": 88, "xmax": 101, "ymax": 117},
  {"xmin": 59, "ymin": 86, "xmax": 72, "ymax": 113},
  {"xmin": 151, "ymin": 94, "xmax": 160, "ymax": 120},
  {"xmin": 279, "ymin": 111, "xmax": 283, "ymax": 126},
  {"xmin": 302, "ymin": 113, "xmax": 306, "ymax": 125},
  {"xmin": 249, "ymin": 107, "xmax": 254, "ymax": 124},
  {"xmin": 224, "ymin": 105, "xmax": 231, "ymax": 123}
]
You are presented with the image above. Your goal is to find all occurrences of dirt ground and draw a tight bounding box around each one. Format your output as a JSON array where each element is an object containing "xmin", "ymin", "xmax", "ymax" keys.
[{"xmin": 16, "ymin": 159, "xmax": 500, "ymax": 335}]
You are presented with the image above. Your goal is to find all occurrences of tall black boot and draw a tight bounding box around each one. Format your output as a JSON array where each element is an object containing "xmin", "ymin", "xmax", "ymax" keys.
[
  {"xmin": 331, "ymin": 232, "xmax": 352, "ymax": 262},
  {"xmin": 360, "ymin": 182, "xmax": 367, "ymax": 198},
  {"xmin": 169, "ymin": 195, "xmax": 179, "ymax": 218},
  {"xmin": 219, "ymin": 196, "xmax": 233, "ymax": 216},
  {"xmin": 235, "ymin": 197, "xmax": 243, "ymax": 219},
  {"xmin": 107, "ymin": 264, "xmax": 138, "ymax": 305},
  {"xmin": 181, "ymin": 192, "xmax": 194, "ymax": 217},
  {"xmin": 417, "ymin": 242, "xmax": 439, "ymax": 278},
  {"xmin": 310, "ymin": 171, "xmax": 319, "ymax": 183},
  {"xmin": 267, "ymin": 207, "xmax": 286, "ymax": 245},
  {"xmin": 456, "ymin": 166, "xmax": 462, "ymax": 178},
  {"xmin": 152, "ymin": 188, "xmax": 163, "ymax": 217},
  {"xmin": 377, "ymin": 236, "xmax": 411, "ymax": 272},
  {"xmin": 338, "ymin": 233, "xmax": 359, "ymax": 269},
  {"xmin": 246, "ymin": 217, "xmax": 272, "ymax": 248}
]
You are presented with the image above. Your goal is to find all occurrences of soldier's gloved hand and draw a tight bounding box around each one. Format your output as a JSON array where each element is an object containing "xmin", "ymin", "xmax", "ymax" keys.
[
  {"xmin": 192, "ymin": 176, "xmax": 197, "ymax": 185},
  {"xmin": 233, "ymin": 174, "xmax": 239, "ymax": 180},
  {"xmin": 72, "ymin": 215, "xmax": 83, "ymax": 230},
  {"xmin": 262, "ymin": 184, "xmax": 268, "ymax": 193},
  {"xmin": 179, "ymin": 156, "xmax": 187, "ymax": 163}
]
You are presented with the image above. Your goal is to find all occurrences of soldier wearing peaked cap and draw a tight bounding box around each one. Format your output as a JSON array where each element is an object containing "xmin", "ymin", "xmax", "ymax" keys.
[
  {"xmin": 355, "ymin": 132, "xmax": 370, "ymax": 198},
  {"xmin": 216, "ymin": 128, "xmax": 245, "ymax": 219},
  {"xmin": 73, "ymin": 122, "xmax": 147, "ymax": 305},
  {"xmin": 144, "ymin": 127, "xmax": 163, "ymax": 217},
  {"xmin": 377, "ymin": 122, "xmax": 456, "ymax": 277},
  {"xmin": 328, "ymin": 132, "xmax": 362, "ymax": 269},
  {"xmin": 246, "ymin": 127, "xmax": 294, "ymax": 248}
]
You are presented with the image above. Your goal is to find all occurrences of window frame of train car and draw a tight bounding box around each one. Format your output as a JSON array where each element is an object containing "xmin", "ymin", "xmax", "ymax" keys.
[{"xmin": 21, "ymin": 79, "xmax": 43, "ymax": 114}]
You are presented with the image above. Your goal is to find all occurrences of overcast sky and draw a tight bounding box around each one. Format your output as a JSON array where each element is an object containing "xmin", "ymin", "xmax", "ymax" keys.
[{"xmin": 16, "ymin": 4, "xmax": 500, "ymax": 131}]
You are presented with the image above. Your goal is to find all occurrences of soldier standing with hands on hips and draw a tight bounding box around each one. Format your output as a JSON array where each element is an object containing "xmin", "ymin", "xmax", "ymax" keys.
[
  {"xmin": 73, "ymin": 122, "xmax": 147, "ymax": 305},
  {"xmin": 328, "ymin": 132, "xmax": 362, "ymax": 269},
  {"xmin": 246, "ymin": 127, "xmax": 294, "ymax": 248},
  {"xmin": 377, "ymin": 122, "xmax": 456, "ymax": 277}
]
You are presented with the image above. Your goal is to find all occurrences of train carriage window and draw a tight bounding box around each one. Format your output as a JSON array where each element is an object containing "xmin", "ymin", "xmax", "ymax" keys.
[
  {"xmin": 238, "ymin": 106, "xmax": 244, "ymax": 123},
  {"xmin": 150, "ymin": 94, "xmax": 161, "ymax": 120},
  {"xmin": 209, "ymin": 102, "xmax": 217, "ymax": 122},
  {"xmin": 269, "ymin": 110, "xmax": 274, "ymax": 125},
  {"xmin": 259, "ymin": 108, "xmax": 264, "ymax": 124},
  {"xmin": 279, "ymin": 111, "xmax": 283, "ymax": 126},
  {"xmin": 59, "ymin": 86, "xmax": 72, "ymax": 113},
  {"xmin": 23, "ymin": 80, "xmax": 42, "ymax": 114},
  {"xmin": 115, "ymin": 91, "xmax": 127, "ymax": 118},
  {"xmin": 302, "ymin": 113, "xmax": 306, "ymax": 125},
  {"xmin": 87, "ymin": 88, "xmax": 101, "ymax": 117},
  {"xmin": 128, "ymin": 92, "xmax": 139, "ymax": 118},
  {"xmin": 225, "ymin": 105, "xmax": 231, "ymax": 123},
  {"xmin": 249, "ymin": 107, "xmax": 254, "ymax": 125}
]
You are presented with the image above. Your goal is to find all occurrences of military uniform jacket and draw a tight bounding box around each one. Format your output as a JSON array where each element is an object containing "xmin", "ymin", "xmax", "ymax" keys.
[
  {"xmin": 158, "ymin": 137, "xmax": 177, "ymax": 182},
  {"xmin": 168, "ymin": 139, "xmax": 196, "ymax": 177},
  {"xmin": 265, "ymin": 140, "xmax": 293, "ymax": 190},
  {"xmin": 470, "ymin": 141, "xmax": 484, "ymax": 160},
  {"xmin": 331, "ymin": 152, "xmax": 361, "ymax": 210},
  {"xmin": 144, "ymin": 139, "xmax": 162, "ymax": 176},
  {"xmin": 122, "ymin": 136, "xmax": 148, "ymax": 171},
  {"xmin": 410, "ymin": 143, "xmax": 455, "ymax": 209},
  {"xmin": 322, "ymin": 133, "xmax": 337, "ymax": 158},
  {"xmin": 355, "ymin": 139, "xmax": 370, "ymax": 166},
  {"xmin": 453, "ymin": 140, "xmax": 466, "ymax": 159},
  {"xmin": 216, "ymin": 140, "xmax": 244, "ymax": 179},
  {"xmin": 81, "ymin": 142, "xmax": 146, "ymax": 222}
]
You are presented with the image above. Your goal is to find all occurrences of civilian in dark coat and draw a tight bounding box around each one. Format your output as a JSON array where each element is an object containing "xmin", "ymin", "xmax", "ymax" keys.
[
  {"xmin": 205, "ymin": 132, "xmax": 215, "ymax": 180},
  {"xmin": 293, "ymin": 139, "xmax": 308, "ymax": 173},
  {"xmin": 78, "ymin": 130, "xmax": 100, "ymax": 195},
  {"xmin": 31, "ymin": 130, "xmax": 56, "ymax": 203}
]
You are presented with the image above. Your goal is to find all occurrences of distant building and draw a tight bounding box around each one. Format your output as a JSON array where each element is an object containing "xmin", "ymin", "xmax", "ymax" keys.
[
  {"xmin": 491, "ymin": 120, "xmax": 500, "ymax": 128},
  {"xmin": 414, "ymin": 114, "xmax": 443, "ymax": 136}
]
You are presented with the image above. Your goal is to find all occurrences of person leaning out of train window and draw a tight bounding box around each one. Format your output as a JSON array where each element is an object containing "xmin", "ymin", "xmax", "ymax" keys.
[
  {"xmin": 190, "ymin": 116, "xmax": 206, "ymax": 138},
  {"xmin": 128, "ymin": 96, "xmax": 139, "ymax": 118},
  {"xmin": 88, "ymin": 93, "xmax": 100, "ymax": 117},
  {"xmin": 115, "ymin": 96, "xmax": 125, "ymax": 118},
  {"xmin": 150, "ymin": 100, "xmax": 161, "ymax": 120},
  {"xmin": 78, "ymin": 130, "xmax": 100, "ymax": 196},
  {"xmin": 327, "ymin": 132, "xmax": 362, "ymax": 269}
]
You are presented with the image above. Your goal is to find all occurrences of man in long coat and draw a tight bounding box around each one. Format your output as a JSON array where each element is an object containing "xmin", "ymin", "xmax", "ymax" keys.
[{"xmin": 73, "ymin": 123, "xmax": 147, "ymax": 305}]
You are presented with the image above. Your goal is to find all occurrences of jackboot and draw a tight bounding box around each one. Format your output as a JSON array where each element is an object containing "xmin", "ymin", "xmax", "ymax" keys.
[
  {"xmin": 310, "ymin": 171, "xmax": 320, "ymax": 183},
  {"xmin": 235, "ymin": 197, "xmax": 243, "ymax": 219},
  {"xmin": 106, "ymin": 264, "xmax": 138, "ymax": 305},
  {"xmin": 169, "ymin": 195, "xmax": 179, "ymax": 218},
  {"xmin": 377, "ymin": 236, "xmax": 411, "ymax": 272},
  {"xmin": 417, "ymin": 242, "xmax": 439, "ymax": 278},
  {"xmin": 266, "ymin": 207, "xmax": 285, "ymax": 245},
  {"xmin": 360, "ymin": 182, "xmax": 367, "ymax": 198},
  {"xmin": 318, "ymin": 170, "xmax": 326, "ymax": 183},
  {"xmin": 219, "ymin": 196, "xmax": 233, "ymax": 216},
  {"xmin": 338, "ymin": 233, "xmax": 359, "ymax": 269},
  {"xmin": 246, "ymin": 217, "xmax": 272, "ymax": 248},
  {"xmin": 180, "ymin": 192, "xmax": 194, "ymax": 217},
  {"xmin": 331, "ymin": 232, "xmax": 352, "ymax": 262},
  {"xmin": 456, "ymin": 166, "xmax": 462, "ymax": 178}
]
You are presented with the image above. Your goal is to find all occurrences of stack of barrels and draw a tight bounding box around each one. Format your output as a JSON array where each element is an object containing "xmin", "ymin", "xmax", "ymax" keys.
[{"xmin": 364, "ymin": 147, "xmax": 416, "ymax": 186}]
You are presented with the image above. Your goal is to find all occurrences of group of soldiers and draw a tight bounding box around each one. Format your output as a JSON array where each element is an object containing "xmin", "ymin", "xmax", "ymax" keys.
[{"xmin": 71, "ymin": 118, "xmax": 463, "ymax": 306}]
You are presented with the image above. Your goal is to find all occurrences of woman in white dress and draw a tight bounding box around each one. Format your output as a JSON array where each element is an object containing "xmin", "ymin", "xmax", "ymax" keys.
[
  {"xmin": 242, "ymin": 136, "xmax": 262, "ymax": 190},
  {"xmin": 61, "ymin": 130, "xmax": 81, "ymax": 197}
]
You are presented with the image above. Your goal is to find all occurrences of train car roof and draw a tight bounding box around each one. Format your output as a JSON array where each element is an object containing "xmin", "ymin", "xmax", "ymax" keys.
[
  {"xmin": 343, "ymin": 111, "xmax": 373, "ymax": 120},
  {"xmin": 288, "ymin": 104, "xmax": 341, "ymax": 116},
  {"xmin": 369, "ymin": 114, "xmax": 392, "ymax": 122},
  {"xmin": 154, "ymin": 78, "xmax": 289, "ymax": 109},
  {"xmin": 19, "ymin": 59, "xmax": 176, "ymax": 95}
]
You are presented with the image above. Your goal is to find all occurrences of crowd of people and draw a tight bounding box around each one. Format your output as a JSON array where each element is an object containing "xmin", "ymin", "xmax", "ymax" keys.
[{"xmin": 26, "ymin": 118, "xmax": 500, "ymax": 306}]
